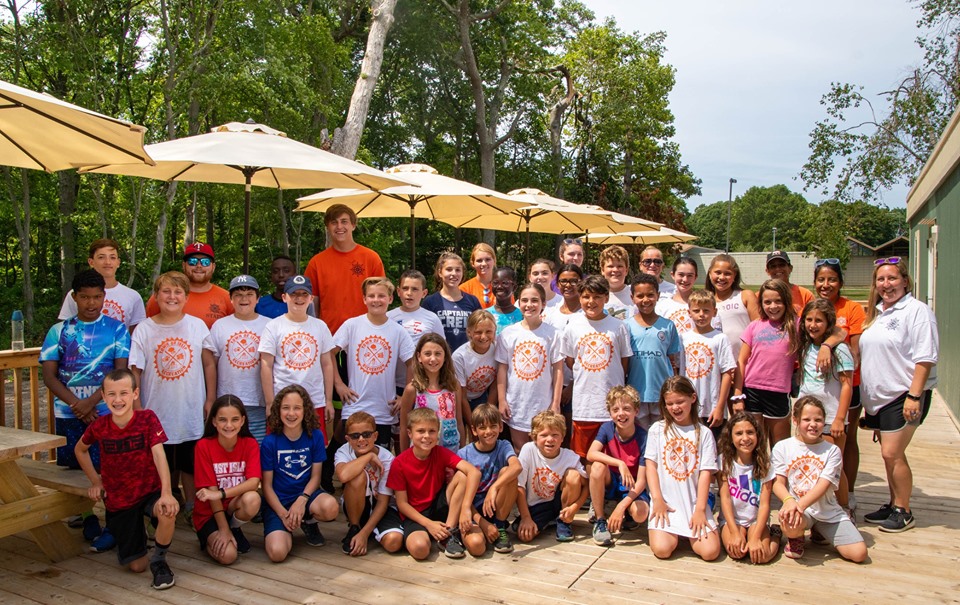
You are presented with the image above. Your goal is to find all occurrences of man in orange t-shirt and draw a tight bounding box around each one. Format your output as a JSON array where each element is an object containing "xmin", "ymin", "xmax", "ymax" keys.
[
  {"xmin": 146, "ymin": 242, "xmax": 234, "ymax": 329},
  {"xmin": 765, "ymin": 250, "xmax": 814, "ymax": 315}
]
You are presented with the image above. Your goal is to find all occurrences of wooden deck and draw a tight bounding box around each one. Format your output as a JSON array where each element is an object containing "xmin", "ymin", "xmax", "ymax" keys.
[{"xmin": 2, "ymin": 398, "xmax": 959, "ymax": 605}]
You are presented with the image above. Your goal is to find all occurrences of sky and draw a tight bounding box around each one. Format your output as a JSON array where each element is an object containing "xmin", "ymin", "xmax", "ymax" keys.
[{"xmin": 581, "ymin": 0, "xmax": 927, "ymax": 210}]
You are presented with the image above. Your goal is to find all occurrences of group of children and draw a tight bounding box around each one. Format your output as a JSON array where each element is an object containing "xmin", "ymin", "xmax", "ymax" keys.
[{"xmin": 44, "ymin": 238, "xmax": 869, "ymax": 592}]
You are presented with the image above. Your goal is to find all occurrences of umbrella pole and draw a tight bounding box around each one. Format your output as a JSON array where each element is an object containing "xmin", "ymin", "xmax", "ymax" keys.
[
  {"xmin": 243, "ymin": 173, "xmax": 252, "ymax": 273},
  {"xmin": 525, "ymin": 222, "xmax": 530, "ymax": 268},
  {"xmin": 410, "ymin": 203, "xmax": 416, "ymax": 269}
]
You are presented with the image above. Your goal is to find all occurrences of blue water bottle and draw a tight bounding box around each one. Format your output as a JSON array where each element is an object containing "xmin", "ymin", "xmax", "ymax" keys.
[{"xmin": 11, "ymin": 310, "xmax": 24, "ymax": 350}]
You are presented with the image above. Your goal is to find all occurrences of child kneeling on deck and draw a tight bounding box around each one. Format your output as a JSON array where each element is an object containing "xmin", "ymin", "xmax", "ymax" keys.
[
  {"xmin": 386, "ymin": 407, "xmax": 483, "ymax": 559},
  {"xmin": 76, "ymin": 368, "xmax": 178, "ymax": 590}
]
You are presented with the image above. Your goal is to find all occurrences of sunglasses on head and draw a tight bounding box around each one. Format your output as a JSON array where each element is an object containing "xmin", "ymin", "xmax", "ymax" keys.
[
  {"xmin": 346, "ymin": 430, "xmax": 375, "ymax": 440},
  {"xmin": 186, "ymin": 257, "xmax": 212, "ymax": 267},
  {"xmin": 875, "ymin": 256, "xmax": 902, "ymax": 266},
  {"xmin": 562, "ymin": 238, "xmax": 583, "ymax": 246},
  {"xmin": 814, "ymin": 258, "xmax": 841, "ymax": 268}
]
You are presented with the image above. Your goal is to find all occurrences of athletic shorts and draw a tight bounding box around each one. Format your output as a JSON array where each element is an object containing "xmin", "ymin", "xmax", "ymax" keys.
[
  {"xmin": 402, "ymin": 487, "xmax": 450, "ymax": 537},
  {"xmin": 56, "ymin": 416, "xmax": 99, "ymax": 470},
  {"xmin": 105, "ymin": 491, "xmax": 160, "ymax": 566},
  {"xmin": 862, "ymin": 391, "xmax": 931, "ymax": 433},
  {"xmin": 196, "ymin": 514, "xmax": 230, "ymax": 549},
  {"xmin": 526, "ymin": 491, "xmax": 562, "ymax": 531},
  {"xmin": 355, "ymin": 499, "xmax": 404, "ymax": 542},
  {"xmin": 263, "ymin": 490, "xmax": 328, "ymax": 536},
  {"xmin": 246, "ymin": 406, "xmax": 267, "ymax": 443},
  {"xmin": 604, "ymin": 472, "xmax": 650, "ymax": 504},
  {"xmin": 848, "ymin": 385, "xmax": 862, "ymax": 410},
  {"xmin": 804, "ymin": 513, "xmax": 863, "ymax": 547},
  {"xmin": 743, "ymin": 387, "xmax": 790, "ymax": 420},
  {"xmin": 570, "ymin": 421, "xmax": 603, "ymax": 458},
  {"xmin": 162, "ymin": 440, "xmax": 197, "ymax": 473}
]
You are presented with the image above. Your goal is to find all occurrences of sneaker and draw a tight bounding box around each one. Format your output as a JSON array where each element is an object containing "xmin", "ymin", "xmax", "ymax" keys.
[
  {"xmin": 231, "ymin": 527, "xmax": 250, "ymax": 554},
  {"xmin": 150, "ymin": 560, "xmax": 175, "ymax": 590},
  {"xmin": 864, "ymin": 502, "xmax": 895, "ymax": 524},
  {"xmin": 67, "ymin": 515, "xmax": 85, "ymax": 529},
  {"xmin": 303, "ymin": 521, "xmax": 325, "ymax": 547},
  {"xmin": 444, "ymin": 527, "xmax": 466, "ymax": 559},
  {"xmin": 769, "ymin": 524, "xmax": 783, "ymax": 542},
  {"xmin": 90, "ymin": 528, "xmax": 116, "ymax": 553},
  {"xmin": 82, "ymin": 515, "xmax": 102, "ymax": 541},
  {"xmin": 587, "ymin": 502, "xmax": 597, "ymax": 524},
  {"xmin": 879, "ymin": 506, "xmax": 915, "ymax": 533},
  {"xmin": 341, "ymin": 524, "xmax": 361, "ymax": 554},
  {"xmin": 621, "ymin": 517, "xmax": 639, "ymax": 532},
  {"xmin": 252, "ymin": 511, "xmax": 263, "ymax": 524},
  {"xmin": 847, "ymin": 493, "xmax": 858, "ymax": 512},
  {"xmin": 784, "ymin": 537, "xmax": 805, "ymax": 559},
  {"xmin": 810, "ymin": 526, "xmax": 829, "ymax": 545},
  {"xmin": 556, "ymin": 518, "xmax": 574, "ymax": 542},
  {"xmin": 493, "ymin": 527, "xmax": 514, "ymax": 553},
  {"xmin": 592, "ymin": 519, "xmax": 612, "ymax": 546}
]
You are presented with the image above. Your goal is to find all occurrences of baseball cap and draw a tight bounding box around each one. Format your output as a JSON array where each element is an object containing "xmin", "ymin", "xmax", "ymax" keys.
[
  {"xmin": 183, "ymin": 242, "xmax": 214, "ymax": 260},
  {"xmin": 766, "ymin": 250, "xmax": 791, "ymax": 266},
  {"xmin": 229, "ymin": 274, "xmax": 260, "ymax": 292},
  {"xmin": 284, "ymin": 275, "xmax": 313, "ymax": 295}
]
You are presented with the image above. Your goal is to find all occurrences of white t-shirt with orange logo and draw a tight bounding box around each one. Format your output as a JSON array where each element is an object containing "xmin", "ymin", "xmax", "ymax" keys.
[
  {"xmin": 681, "ymin": 329, "xmax": 736, "ymax": 417},
  {"xmin": 516, "ymin": 441, "xmax": 586, "ymax": 507},
  {"xmin": 204, "ymin": 314, "xmax": 271, "ymax": 407},
  {"xmin": 561, "ymin": 314, "xmax": 632, "ymax": 422},
  {"xmin": 59, "ymin": 283, "xmax": 147, "ymax": 329},
  {"xmin": 495, "ymin": 322, "xmax": 564, "ymax": 432},
  {"xmin": 334, "ymin": 316, "xmax": 414, "ymax": 425},
  {"xmin": 645, "ymin": 420, "xmax": 718, "ymax": 537},
  {"xmin": 453, "ymin": 342, "xmax": 497, "ymax": 402},
  {"xmin": 656, "ymin": 297, "xmax": 695, "ymax": 335},
  {"xmin": 259, "ymin": 315, "xmax": 334, "ymax": 409},
  {"xmin": 772, "ymin": 437, "xmax": 845, "ymax": 523},
  {"xmin": 129, "ymin": 315, "xmax": 210, "ymax": 444}
]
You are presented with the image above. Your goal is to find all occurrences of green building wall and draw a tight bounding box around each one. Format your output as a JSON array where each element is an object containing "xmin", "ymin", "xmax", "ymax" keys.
[{"xmin": 910, "ymin": 166, "xmax": 959, "ymax": 420}]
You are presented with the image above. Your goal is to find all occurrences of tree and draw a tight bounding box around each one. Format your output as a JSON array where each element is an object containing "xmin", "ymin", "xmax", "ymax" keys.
[
  {"xmin": 686, "ymin": 200, "xmax": 730, "ymax": 250},
  {"xmin": 801, "ymin": 1, "xmax": 960, "ymax": 201},
  {"xmin": 730, "ymin": 185, "xmax": 811, "ymax": 252}
]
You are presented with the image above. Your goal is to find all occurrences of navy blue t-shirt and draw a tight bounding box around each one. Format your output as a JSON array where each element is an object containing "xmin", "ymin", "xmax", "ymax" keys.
[{"xmin": 422, "ymin": 291, "xmax": 481, "ymax": 352}]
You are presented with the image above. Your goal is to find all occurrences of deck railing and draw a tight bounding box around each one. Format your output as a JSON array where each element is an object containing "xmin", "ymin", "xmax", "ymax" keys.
[{"xmin": 0, "ymin": 347, "xmax": 55, "ymax": 459}]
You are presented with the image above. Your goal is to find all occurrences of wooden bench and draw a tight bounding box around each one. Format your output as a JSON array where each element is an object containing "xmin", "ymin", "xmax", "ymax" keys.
[{"xmin": 16, "ymin": 458, "xmax": 94, "ymax": 498}]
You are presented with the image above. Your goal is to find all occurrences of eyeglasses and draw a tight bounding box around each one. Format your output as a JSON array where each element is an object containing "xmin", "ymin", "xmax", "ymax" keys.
[
  {"xmin": 346, "ymin": 431, "xmax": 375, "ymax": 440},
  {"xmin": 640, "ymin": 258, "xmax": 664, "ymax": 266},
  {"xmin": 562, "ymin": 238, "xmax": 583, "ymax": 246},
  {"xmin": 875, "ymin": 256, "xmax": 902, "ymax": 266},
  {"xmin": 557, "ymin": 278, "xmax": 581, "ymax": 285},
  {"xmin": 814, "ymin": 258, "xmax": 841, "ymax": 268},
  {"xmin": 186, "ymin": 257, "xmax": 212, "ymax": 267}
]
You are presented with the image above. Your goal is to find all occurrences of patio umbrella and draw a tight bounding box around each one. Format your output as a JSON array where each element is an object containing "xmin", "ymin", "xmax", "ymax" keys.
[
  {"xmin": 444, "ymin": 188, "xmax": 662, "ymax": 265},
  {"xmin": 80, "ymin": 120, "xmax": 411, "ymax": 272},
  {"xmin": 0, "ymin": 79, "xmax": 152, "ymax": 171},
  {"xmin": 583, "ymin": 226, "xmax": 697, "ymax": 246},
  {"xmin": 295, "ymin": 163, "xmax": 527, "ymax": 265}
]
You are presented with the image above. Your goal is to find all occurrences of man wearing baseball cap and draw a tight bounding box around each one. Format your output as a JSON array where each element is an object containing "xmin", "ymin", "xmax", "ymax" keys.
[
  {"xmin": 146, "ymin": 242, "xmax": 234, "ymax": 329},
  {"xmin": 765, "ymin": 250, "xmax": 814, "ymax": 314}
]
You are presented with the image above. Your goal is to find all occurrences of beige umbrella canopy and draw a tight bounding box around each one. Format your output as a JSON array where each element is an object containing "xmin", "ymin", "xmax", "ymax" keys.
[
  {"xmin": 296, "ymin": 163, "xmax": 527, "ymax": 264},
  {"xmin": 0, "ymin": 79, "xmax": 152, "ymax": 171},
  {"xmin": 583, "ymin": 226, "xmax": 697, "ymax": 246},
  {"xmin": 80, "ymin": 120, "xmax": 411, "ymax": 272}
]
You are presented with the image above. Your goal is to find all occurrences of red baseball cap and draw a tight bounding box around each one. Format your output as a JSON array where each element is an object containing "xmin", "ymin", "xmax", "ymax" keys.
[{"xmin": 183, "ymin": 242, "xmax": 214, "ymax": 260}]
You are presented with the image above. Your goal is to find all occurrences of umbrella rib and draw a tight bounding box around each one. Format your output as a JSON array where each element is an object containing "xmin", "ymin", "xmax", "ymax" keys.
[
  {"xmin": 0, "ymin": 93, "xmax": 149, "ymax": 163},
  {"xmin": 0, "ymin": 128, "xmax": 50, "ymax": 171},
  {"xmin": 466, "ymin": 194, "xmax": 513, "ymax": 215}
]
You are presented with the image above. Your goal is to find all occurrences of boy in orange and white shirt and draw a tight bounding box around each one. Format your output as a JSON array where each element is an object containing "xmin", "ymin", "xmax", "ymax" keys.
[{"xmin": 681, "ymin": 289, "xmax": 736, "ymax": 440}]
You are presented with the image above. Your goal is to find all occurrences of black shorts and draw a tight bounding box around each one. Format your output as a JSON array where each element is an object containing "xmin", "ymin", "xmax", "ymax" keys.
[
  {"xmin": 402, "ymin": 488, "xmax": 450, "ymax": 537},
  {"xmin": 862, "ymin": 391, "xmax": 931, "ymax": 433},
  {"xmin": 848, "ymin": 385, "xmax": 862, "ymax": 410},
  {"xmin": 56, "ymin": 417, "xmax": 99, "ymax": 470},
  {"xmin": 197, "ymin": 514, "xmax": 233, "ymax": 550},
  {"xmin": 105, "ymin": 491, "xmax": 160, "ymax": 566},
  {"xmin": 700, "ymin": 417, "xmax": 725, "ymax": 443},
  {"xmin": 743, "ymin": 387, "xmax": 790, "ymax": 420},
  {"xmin": 527, "ymin": 490, "xmax": 563, "ymax": 531},
  {"xmin": 357, "ymin": 499, "xmax": 405, "ymax": 542},
  {"xmin": 163, "ymin": 440, "xmax": 197, "ymax": 474}
]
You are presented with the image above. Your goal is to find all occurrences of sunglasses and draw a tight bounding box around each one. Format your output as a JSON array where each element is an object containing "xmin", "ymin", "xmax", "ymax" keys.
[
  {"xmin": 346, "ymin": 430, "xmax": 376, "ymax": 440},
  {"xmin": 875, "ymin": 256, "xmax": 902, "ymax": 266},
  {"xmin": 562, "ymin": 238, "xmax": 583, "ymax": 246},
  {"xmin": 186, "ymin": 257, "xmax": 212, "ymax": 267},
  {"xmin": 557, "ymin": 278, "xmax": 581, "ymax": 285},
  {"xmin": 814, "ymin": 258, "xmax": 841, "ymax": 268},
  {"xmin": 640, "ymin": 258, "xmax": 664, "ymax": 266}
]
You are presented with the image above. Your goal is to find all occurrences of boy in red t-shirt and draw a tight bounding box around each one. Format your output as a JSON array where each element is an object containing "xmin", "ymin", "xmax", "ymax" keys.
[
  {"xmin": 76, "ymin": 368, "xmax": 179, "ymax": 590},
  {"xmin": 386, "ymin": 408, "xmax": 483, "ymax": 560}
]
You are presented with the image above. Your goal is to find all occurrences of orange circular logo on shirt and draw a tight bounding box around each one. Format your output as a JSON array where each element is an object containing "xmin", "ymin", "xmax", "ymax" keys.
[
  {"xmin": 225, "ymin": 330, "xmax": 260, "ymax": 370},
  {"xmin": 669, "ymin": 308, "xmax": 693, "ymax": 333},
  {"xmin": 684, "ymin": 342, "xmax": 715, "ymax": 379},
  {"xmin": 512, "ymin": 340, "xmax": 547, "ymax": 381},
  {"xmin": 577, "ymin": 332, "xmax": 613, "ymax": 372},
  {"xmin": 154, "ymin": 337, "xmax": 193, "ymax": 381},
  {"xmin": 102, "ymin": 299, "xmax": 126, "ymax": 323},
  {"xmin": 465, "ymin": 365, "xmax": 496, "ymax": 394},
  {"xmin": 663, "ymin": 435, "xmax": 699, "ymax": 482},
  {"xmin": 531, "ymin": 465, "xmax": 561, "ymax": 500},
  {"xmin": 356, "ymin": 335, "xmax": 392, "ymax": 375},
  {"xmin": 280, "ymin": 331, "xmax": 318, "ymax": 370},
  {"xmin": 786, "ymin": 453, "xmax": 825, "ymax": 498}
]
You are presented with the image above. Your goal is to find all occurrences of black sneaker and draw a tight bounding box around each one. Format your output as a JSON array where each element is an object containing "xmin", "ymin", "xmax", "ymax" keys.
[
  {"xmin": 341, "ymin": 524, "xmax": 361, "ymax": 554},
  {"xmin": 150, "ymin": 560, "xmax": 175, "ymax": 590},
  {"xmin": 864, "ymin": 503, "xmax": 895, "ymax": 524},
  {"xmin": 303, "ymin": 521, "xmax": 325, "ymax": 547},
  {"xmin": 231, "ymin": 527, "xmax": 250, "ymax": 554},
  {"xmin": 444, "ymin": 527, "xmax": 466, "ymax": 559},
  {"xmin": 493, "ymin": 527, "xmax": 513, "ymax": 553},
  {"xmin": 879, "ymin": 506, "xmax": 915, "ymax": 533}
]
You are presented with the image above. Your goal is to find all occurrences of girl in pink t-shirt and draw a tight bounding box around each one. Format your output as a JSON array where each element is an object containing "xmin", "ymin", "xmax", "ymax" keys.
[{"xmin": 732, "ymin": 279, "xmax": 799, "ymax": 446}]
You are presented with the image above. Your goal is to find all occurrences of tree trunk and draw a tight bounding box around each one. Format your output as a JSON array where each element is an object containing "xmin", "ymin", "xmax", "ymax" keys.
[
  {"xmin": 331, "ymin": 0, "xmax": 399, "ymax": 159},
  {"xmin": 127, "ymin": 178, "xmax": 143, "ymax": 287},
  {"xmin": 546, "ymin": 65, "xmax": 577, "ymax": 198},
  {"xmin": 58, "ymin": 170, "xmax": 78, "ymax": 294},
  {"xmin": 5, "ymin": 168, "xmax": 35, "ymax": 325}
]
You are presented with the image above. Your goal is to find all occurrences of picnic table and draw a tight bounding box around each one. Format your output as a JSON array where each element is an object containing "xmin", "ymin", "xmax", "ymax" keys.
[{"xmin": 0, "ymin": 426, "xmax": 87, "ymax": 561}]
